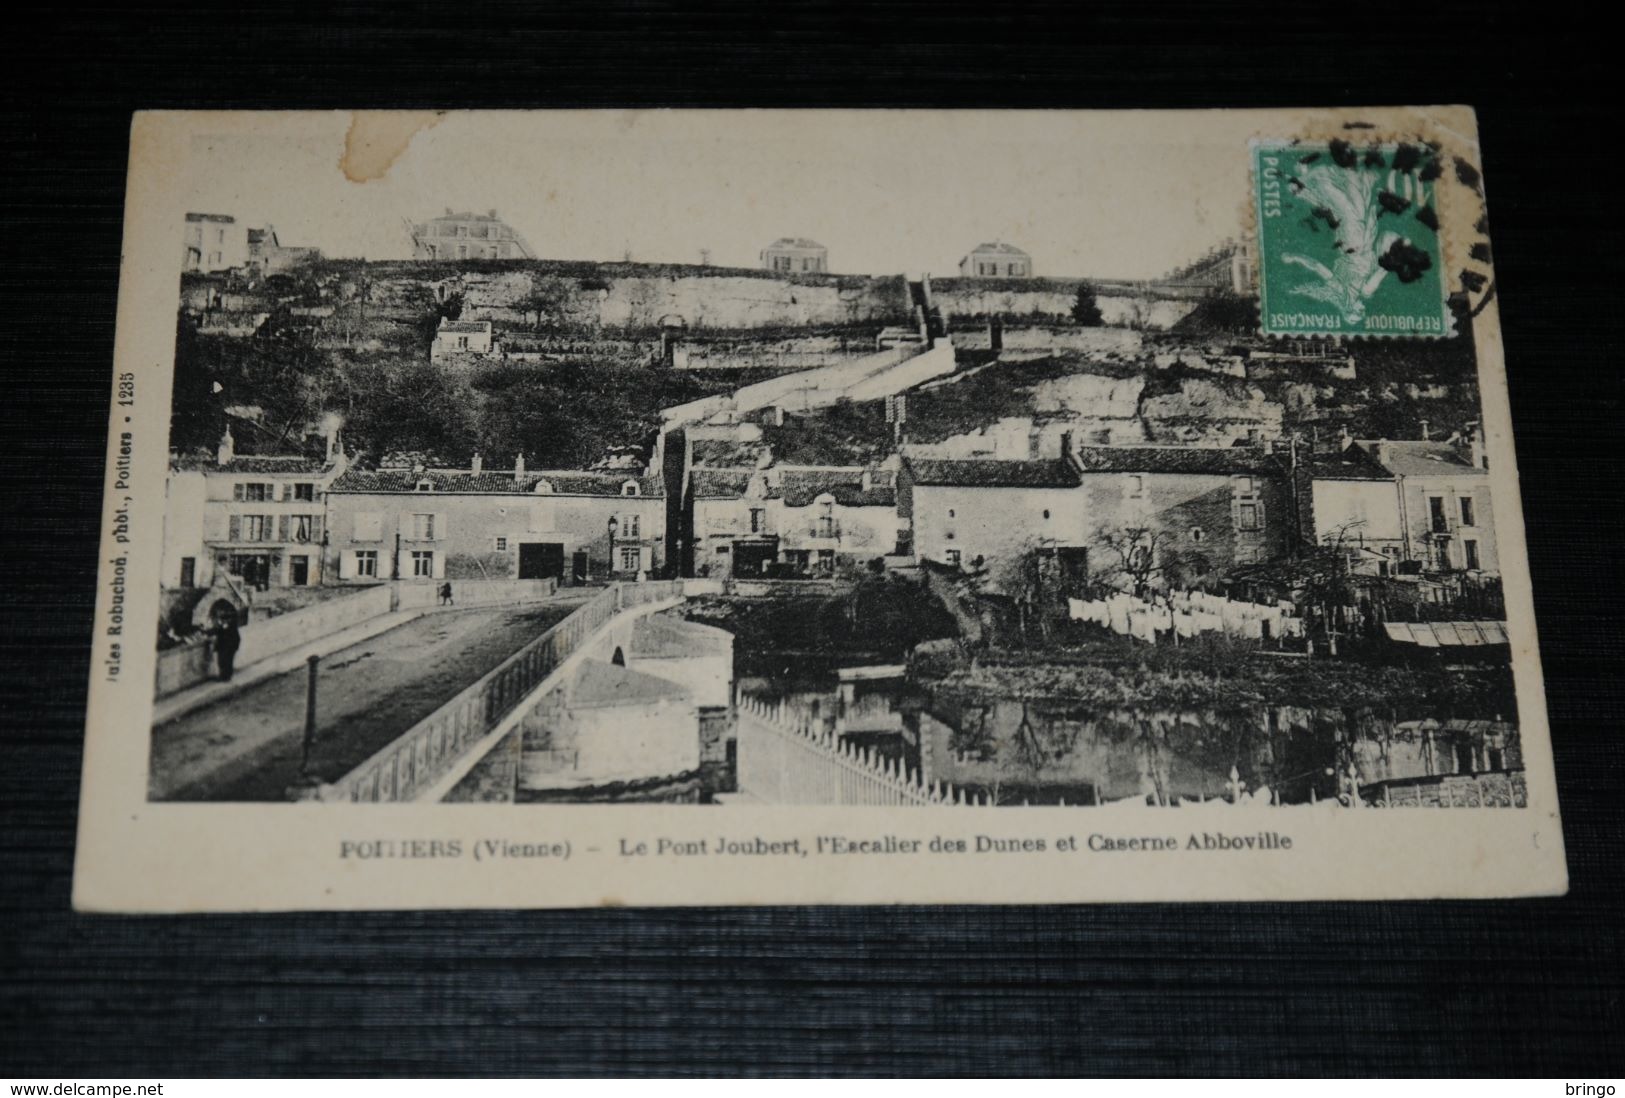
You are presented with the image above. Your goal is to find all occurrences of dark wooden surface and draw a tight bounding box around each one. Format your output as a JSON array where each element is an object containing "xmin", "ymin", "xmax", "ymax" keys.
[{"xmin": 3, "ymin": 3, "xmax": 1622, "ymax": 1077}]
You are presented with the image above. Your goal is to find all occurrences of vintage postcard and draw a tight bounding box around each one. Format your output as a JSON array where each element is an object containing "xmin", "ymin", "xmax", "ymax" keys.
[{"xmin": 73, "ymin": 108, "xmax": 1566, "ymax": 911}]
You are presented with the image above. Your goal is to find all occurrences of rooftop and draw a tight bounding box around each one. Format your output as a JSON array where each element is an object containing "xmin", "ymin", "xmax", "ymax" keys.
[
  {"xmin": 1069, "ymin": 445, "xmax": 1280, "ymax": 476},
  {"xmin": 689, "ymin": 469, "xmax": 755, "ymax": 500},
  {"xmin": 1362, "ymin": 439, "xmax": 1486, "ymax": 478},
  {"xmin": 765, "ymin": 238, "xmax": 826, "ymax": 251},
  {"xmin": 1301, "ymin": 446, "xmax": 1394, "ymax": 482},
  {"xmin": 172, "ymin": 454, "xmax": 334, "ymax": 475},
  {"xmin": 780, "ymin": 467, "xmax": 896, "ymax": 507},
  {"xmin": 185, "ymin": 212, "xmax": 236, "ymax": 224},
  {"xmin": 905, "ymin": 457, "xmax": 1080, "ymax": 489},
  {"xmin": 437, "ymin": 319, "xmax": 492, "ymax": 335},
  {"xmin": 331, "ymin": 468, "xmax": 662, "ymax": 497},
  {"xmin": 964, "ymin": 241, "xmax": 1030, "ymax": 257},
  {"xmin": 422, "ymin": 210, "xmax": 508, "ymax": 223}
]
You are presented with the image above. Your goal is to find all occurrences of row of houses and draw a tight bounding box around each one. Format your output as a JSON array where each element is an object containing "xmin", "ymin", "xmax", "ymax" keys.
[
  {"xmin": 160, "ymin": 418, "xmax": 1497, "ymax": 606},
  {"xmin": 160, "ymin": 431, "xmax": 666, "ymax": 596},
  {"xmin": 683, "ymin": 426, "xmax": 1498, "ymax": 586}
]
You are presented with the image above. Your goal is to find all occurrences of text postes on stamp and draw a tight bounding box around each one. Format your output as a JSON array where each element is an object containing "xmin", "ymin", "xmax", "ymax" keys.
[{"xmin": 1253, "ymin": 139, "xmax": 1450, "ymax": 339}]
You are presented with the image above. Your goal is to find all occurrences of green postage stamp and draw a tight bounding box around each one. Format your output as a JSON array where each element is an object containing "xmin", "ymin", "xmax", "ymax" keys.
[{"xmin": 1252, "ymin": 139, "xmax": 1451, "ymax": 338}]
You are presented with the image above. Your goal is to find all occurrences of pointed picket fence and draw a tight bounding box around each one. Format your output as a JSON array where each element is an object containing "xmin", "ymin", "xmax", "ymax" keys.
[{"xmin": 735, "ymin": 695, "xmax": 986, "ymax": 807}]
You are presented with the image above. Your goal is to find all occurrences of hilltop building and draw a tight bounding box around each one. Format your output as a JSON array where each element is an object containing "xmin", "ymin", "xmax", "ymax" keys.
[
  {"xmin": 183, "ymin": 213, "xmax": 248, "ymax": 273},
  {"xmin": 411, "ymin": 209, "xmax": 536, "ymax": 260},
  {"xmin": 761, "ymin": 238, "xmax": 828, "ymax": 274},
  {"xmin": 1163, "ymin": 239, "xmax": 1254, "ymax": 295},
  {"xmin": 958, "ymin": 242, "xmax": 1032, "ymax": 278},
  {"xmin": 246, "ymin": 225, "xmax": 321, "ymax": 275}
]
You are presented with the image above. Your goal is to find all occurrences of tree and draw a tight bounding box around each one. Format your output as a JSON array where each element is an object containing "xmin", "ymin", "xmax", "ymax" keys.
[
  {"xmin": 517, "ymin": 274, "xmax": 570, "ymax": 331},
  {"xmin": 1071, "ymin": 281, "xmax": 1105, "ymax": 326},
  {"xmin": 995, "ymin": 541, "xmax": 1061, "ymax": 646},
  {"xmin": 1097, "ymin": 526, "xmax": 1172, "ymax": 598}
]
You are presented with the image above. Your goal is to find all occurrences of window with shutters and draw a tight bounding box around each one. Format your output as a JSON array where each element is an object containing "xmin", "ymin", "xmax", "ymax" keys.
[
  {"xmin": 618, "ymin": 547, "xmax": 641, "ymax": 571},
  {"xmin": 290, "ymin": 515, "xmax": 314, "ymax": 543},
  {"xmin": 1460, "ymin": 497, "xmax": 1476, "ymax": 527},
  {"xmin": 240, "ymin": 515, "xmax": 269, "ymax": 542},
  {"xmin": 236, "ymin": 482, "xmax": 273, "ymax": 502},
  {"xmin": 292, "ymin": 483, "xmax": 316, "ymax": 502},
  {"xmin": 621, "ymin": 513, "xmax": 641, "ymax": 539},
  {"xmin": 410, "ymin": 513, "xmax": 436, "ymax": 540}
]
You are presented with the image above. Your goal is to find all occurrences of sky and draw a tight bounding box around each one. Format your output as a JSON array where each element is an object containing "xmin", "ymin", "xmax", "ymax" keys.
[{"xmin": 183, "ymin": 111, "xmax": 1260, "ymax": 280}]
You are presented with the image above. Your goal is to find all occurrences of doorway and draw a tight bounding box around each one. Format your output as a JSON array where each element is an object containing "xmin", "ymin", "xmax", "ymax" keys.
[{"xmin": 519, "ymin": 542, "xmax": 566, "ymax": 581}]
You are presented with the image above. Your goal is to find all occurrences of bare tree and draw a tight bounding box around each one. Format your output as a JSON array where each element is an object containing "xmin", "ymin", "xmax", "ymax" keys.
[{"xmin": 1097, "ymin": 526, "xmax": 1172, "ymax": 598}]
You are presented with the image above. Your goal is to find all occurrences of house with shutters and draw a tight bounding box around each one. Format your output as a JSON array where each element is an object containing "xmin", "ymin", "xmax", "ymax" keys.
[
  {"xmin": 160, "ymin": 429, "xmax": 348, "ymax": 592},
  {"xmin": 687, "ymin": 464, "xmax": 902, "ymax": 578},
  {"xmin": 957, "ymin": 241, "xmax": 1033, "ymax": 278},
  {"xmin": 1066, "ymin": 443, "xmax": 1288, "ymax": 587},
  {"xmin": 323, "ymin": 458, "xmax": 665, "ymax": 585},
  {"xmin": 760, "ymin": 237, "xmax": 828, "ymax": 274},
  {"xmin": 1361, "ymin": 429, "xmax": 1497, "ymax": 575},
  {"xmin": 897, "ymin": 438, "xmax": 1289, "ymax": 587}
]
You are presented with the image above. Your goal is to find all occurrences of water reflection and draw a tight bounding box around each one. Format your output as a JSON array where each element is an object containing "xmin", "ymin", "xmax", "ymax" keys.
[{"xmin": 740, "ymin": 669, "xmax": 1522, "ymax": 808}]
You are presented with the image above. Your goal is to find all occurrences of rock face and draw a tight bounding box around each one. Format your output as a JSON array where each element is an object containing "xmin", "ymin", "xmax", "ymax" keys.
[
  {"xmin": 1140, "ymin": 378, "xmax": 1284, "ymax": 446},
  {"xmin": 1031, "ymin": 373, "xmax": 1146, "ymax": 418}
]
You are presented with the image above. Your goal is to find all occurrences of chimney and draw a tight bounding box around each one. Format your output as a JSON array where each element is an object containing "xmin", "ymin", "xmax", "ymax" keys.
[
  {"xmin": 1469, "ymin": 421, "xmax": 1487, "ymax": 469},
  {"xmin": 1059, "ymin": 429, "xmax": 1076, "ymax": 464},
  {"xmin": 861, "ymin": 468, "xmax": 874, "ymax": 492},
  {"xmin": 1338, "ymin": 425, "xmax": 1351, "ymax": 450},
  {"xmin": 1419, "ymin": 419, "xmax": 1430, "ymax": 441},
  {"xmin": 217, "ymin": 426, "xmax": 235, "ymax": 466},
  {"xmin": 514, "ymin": 453, "xmax": 526, "ymax": 482},
  {"xmin": 471, "ymin": 453, "xmax": 483, "ymax": 475},
  {"xmin": 324, "ymin": 429, "xmax": 337, "ymax": 463}
]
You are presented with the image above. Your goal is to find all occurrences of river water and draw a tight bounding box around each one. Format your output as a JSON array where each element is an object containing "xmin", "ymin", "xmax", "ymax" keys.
[{"xmin": 740, "ymin": 663, "xmax": 1520, "ymax": 807}]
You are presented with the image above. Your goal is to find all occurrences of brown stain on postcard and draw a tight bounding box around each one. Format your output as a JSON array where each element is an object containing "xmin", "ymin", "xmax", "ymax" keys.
[{"xmin": 341, "ymin": 111, "xmax": 444, "ymax": 182}]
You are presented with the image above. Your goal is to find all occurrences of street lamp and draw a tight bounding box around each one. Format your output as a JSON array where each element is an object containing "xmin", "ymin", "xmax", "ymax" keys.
[{"xmin": 607, "ymin": 515, "xmax": 619, "ymax": 577}]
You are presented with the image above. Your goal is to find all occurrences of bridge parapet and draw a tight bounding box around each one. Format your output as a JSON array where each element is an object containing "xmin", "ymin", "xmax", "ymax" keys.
[{"xmin": 310, "ymin": 580, "xmax": 686, "ymax": 802}]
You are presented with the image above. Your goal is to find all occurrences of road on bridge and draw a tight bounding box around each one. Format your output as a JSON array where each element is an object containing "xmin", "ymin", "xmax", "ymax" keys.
[{"xmin": 149, "ymin": 596, "xmax": 589, "ymax": 802}]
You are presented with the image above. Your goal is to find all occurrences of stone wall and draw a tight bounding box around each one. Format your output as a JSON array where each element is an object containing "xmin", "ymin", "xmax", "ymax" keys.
[
  {"xmin": 931, "ymin": 277, "xmax": 1202, "ymax": 331},
  {"xmin": 360, "ymin": 261, "xmax": 914, "ymax": 333}
]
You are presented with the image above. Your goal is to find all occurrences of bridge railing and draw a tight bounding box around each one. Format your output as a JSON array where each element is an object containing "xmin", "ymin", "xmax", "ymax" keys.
[
  {"xmin": 322, "ymin": 580, "xmax": 684, "ymax": 803},
  {"xmin": 736, "ymin": 695, "xmax": 986, "ymax": 807}
]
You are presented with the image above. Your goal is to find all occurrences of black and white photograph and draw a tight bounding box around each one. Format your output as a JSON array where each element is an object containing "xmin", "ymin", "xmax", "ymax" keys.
[{"xmin": 70, "ymin": 108, "xmax": 1565, "ymax": 911}]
